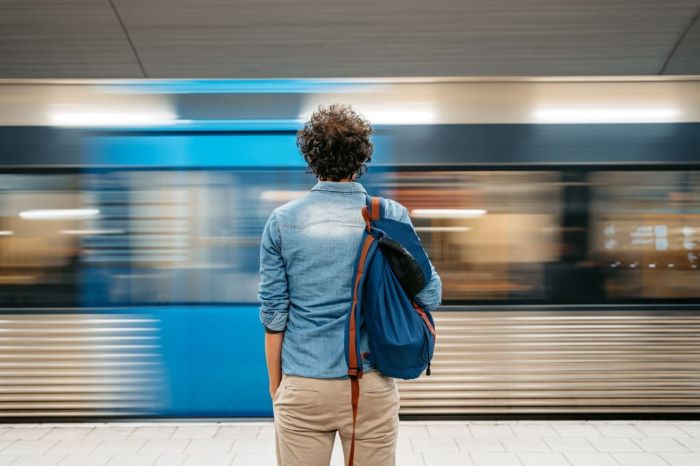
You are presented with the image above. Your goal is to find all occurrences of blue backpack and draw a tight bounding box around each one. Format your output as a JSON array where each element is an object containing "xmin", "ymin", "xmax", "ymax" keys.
[{"xmin": 344, "ymin": 195, "xmax": 437, "ymax": 465}]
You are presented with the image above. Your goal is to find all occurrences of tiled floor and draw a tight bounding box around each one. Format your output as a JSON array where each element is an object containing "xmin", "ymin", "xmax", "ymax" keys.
[{"xmin": 0, "ymin": 420, "xmax": 698, "ymax": 465}]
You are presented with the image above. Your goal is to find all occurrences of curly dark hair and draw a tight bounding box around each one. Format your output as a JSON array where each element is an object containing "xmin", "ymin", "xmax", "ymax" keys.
[{"xmin": 297, "ymin": 104, "xmax": 373, "ymax": 181}]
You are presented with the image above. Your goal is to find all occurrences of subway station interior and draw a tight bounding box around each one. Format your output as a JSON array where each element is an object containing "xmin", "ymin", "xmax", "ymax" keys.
[{"xmin": 0, "ymin": 1, "xmax": 699, "ymax": 465}]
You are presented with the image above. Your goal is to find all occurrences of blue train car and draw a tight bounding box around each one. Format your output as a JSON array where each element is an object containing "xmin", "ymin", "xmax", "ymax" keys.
[{"xmin": 0, "ymin": 78, "xmax": 699, "ymax": 418}]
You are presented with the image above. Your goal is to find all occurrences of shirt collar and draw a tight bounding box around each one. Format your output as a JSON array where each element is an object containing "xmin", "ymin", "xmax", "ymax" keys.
[{"xmin": 311, "ymin": 180, "xmax": 367, "ymax": 194}]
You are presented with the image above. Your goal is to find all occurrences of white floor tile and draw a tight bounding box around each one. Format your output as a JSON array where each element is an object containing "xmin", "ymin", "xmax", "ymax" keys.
[
  {"xmin": 215, "ymin": 426, "xmax": 260, "ymax": 439},
  {"xmin": 566, "ymin": 452, "xmax": 620, "ymax": 466},
  {"xmin": 500, "ymin": 437, "xmax": 550, "ymax": 452},
  {"xmin": 469, "ymin": 424, "xmax": 516, "ymax": 439},
  {"xmin": 172, "ymin": 427, "xmax": 219, "ymax": 440},
  {"xmin": 661, "ymin": 453, "xmax": 700, "ymax": 466},
  {"xmin": 1, "ymin": 440, "xmax": 57, "ymax": 456},
  {"xmin": 594, "ymin": 424, "xmax": 644, "ymax": 438},
  {"xmin": 422, "ymin": 452, "xmax": 473, "ymax": 466},
  {"xmin": 130, "ymin": 427, "xmax": 176, "ymax": 440},
  {"xmin": 636, "ymin": 424, "xmax": 690, "ymax": 438},
  {"xmin": 1, "ymin": 420, "xmax": 698, "ymax": 466},
  {"xmin": 93, "ymin": 439, "xmax": 145, "ymax": 455},
  {"xmin": 411, "ymin": 437, "xmax": 458, "ymax": 452},
  {"xmin": 511, "ymin": 424, "xmax": 558, "ymax": 438},
  {"xmin": 678, "ymin": 424, "xmax": 700, "ymax": 438},
  {"xmin": 398, "ymin": 423, "xmax": 430, "ymax": 438},
  {"xmin": 10, "ymin": 456, "xmax": 65, "ymax": 466},
  {"xmin": 184, "ymin": 439, "xmax": 233, "ymax": 454},
  {"xmin": 1, "ymin": 428, "xmax": 51, "ymax": 440},
  {"xmin": 634, "ymin": 437, "xmax": 689, "ymax": 453},
  {"xmin": 139, "ymin": 439, "xmax": 191, "ymax": 454},
  {"xmin": 330, "ymin": 434, "xmax": 344, "ymax": 466},
  {"xmin": 106, "ymin": 455, "xmax": 158, "ymax": 466},
  {"xmin": 613, "ymin": 452, "xmax": 668, "ymax": 466},
  {"xmin": 152, "ymin": 455, "xmax": 186, "ymax": 466},
  {"xmin": 229, "ymin": 438, "xmax": 274, "ymax": 453},
  {"xmin": 551, "ymin": 423, "xmax": 602, "ymax": 438},
  {"xmin": 46, "ymin": 440, "xmax": 102, "ymax": 455},
  {"xmin": 43, "ymin": 429, "xmax": 93, "ymax": 441},
  {"xmin": 677, "ymin": 437, "xmax": 700, "ymax": 452},
  {"xmin": 58, "ymin": 455, "xmax": 111, "ymax": 466},
  {"xmin": 590, "ymin": 437, "xmax": 643, "ymax": 452},
  {"xmin": 426, "ymin": 424, "xmax": 471, "ymax": 438},
  {"xmin": 543, "ymin": 437, "xmax": 596, "ymax": 452},
  {"xmin": 230, "ymin": 452, "xmax": 276, "ymax": 466},
  {"xmin": 182, "ymin": 454, "xmax": 234, "ymax": 466},
  {"xmin": 85, "ymin": 428, "xmax": 135, "ymax": 441},
  {"xmin": 517, "ymin": 452, "xmax": 570, "ymax": 466},
  {"xmin": 456, "ymin": 438, "xmax": 504, "ymax": 453},
  {"xmin": 469, "ymin": 452, "xmax": 521, "ymax": 466},
  {"xmin": 395, "ymin": 450, "xmax": 425, "ymax": 466}
]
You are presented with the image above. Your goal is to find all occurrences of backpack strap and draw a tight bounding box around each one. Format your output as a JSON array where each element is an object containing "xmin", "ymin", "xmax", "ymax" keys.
[
  {"xmin": 347, "ymin": 232, "xmax": 374, "ymax": 466},
  {"xmin": 361, "ymin": 196, "xmax": 382, "ymax": 232},
  {"xmin": 347, "ymin": 196, "xmax": 380, "ymax": 466}
]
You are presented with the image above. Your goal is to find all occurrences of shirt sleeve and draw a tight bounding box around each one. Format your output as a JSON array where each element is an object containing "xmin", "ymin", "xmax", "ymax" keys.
[
  {"xmin": 397, "ymin": 206, "xmax": 443, "ymax": 312},
  {"xmin": 257, "ymin": 211, "xmax": 290, "ymax": 333}
]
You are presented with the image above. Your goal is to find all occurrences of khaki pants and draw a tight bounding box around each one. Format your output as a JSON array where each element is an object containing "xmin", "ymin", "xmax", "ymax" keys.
[{"xmin": 273, "ymin": 370, "xmax": 400, "ymax": 466}]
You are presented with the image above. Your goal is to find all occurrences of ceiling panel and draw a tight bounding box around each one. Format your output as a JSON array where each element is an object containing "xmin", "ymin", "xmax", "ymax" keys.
[
  {"xmin": 0, "ymin": 0, "xmax": 142, "ymax": 78},
  {"xmin": 664, "ymin": 14, "xmax": 700, "ymax": 74},
  {"xmin": 114, "ymin": 0, "xmax": 699, "ymax": 77},
  {"xmin": 0, "ymin": 0, "xmax": 698, "ymax": 78}
]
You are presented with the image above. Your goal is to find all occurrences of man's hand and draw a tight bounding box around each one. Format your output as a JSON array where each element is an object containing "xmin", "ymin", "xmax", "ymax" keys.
[{"xmin": 269, "ymin": 383, "xmax": 280, "ymax": 401}]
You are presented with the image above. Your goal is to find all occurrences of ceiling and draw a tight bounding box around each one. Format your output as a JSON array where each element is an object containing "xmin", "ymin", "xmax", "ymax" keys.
[{"xmin": 0, "ymin": 0, "xmax": 698, "ymax": 78}]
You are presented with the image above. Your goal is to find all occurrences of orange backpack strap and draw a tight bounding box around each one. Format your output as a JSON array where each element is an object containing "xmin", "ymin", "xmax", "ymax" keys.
[
  {"xmin": 347, "ymin": 198, "xmax": 379, "ymax": 465},
  {"xmin": 371, "ymin": 196, "xmax": 381, "ymax": 220}
]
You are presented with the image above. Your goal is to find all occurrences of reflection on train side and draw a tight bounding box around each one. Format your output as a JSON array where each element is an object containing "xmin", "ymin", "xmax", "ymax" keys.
[{"xmin": 0, "ymin": 170, "xmax": 697, "ymax": 306}]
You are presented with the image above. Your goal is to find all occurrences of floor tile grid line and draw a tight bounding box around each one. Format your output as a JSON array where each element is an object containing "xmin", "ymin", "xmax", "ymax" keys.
[
  {"xmin": 135, "ymin": 438, "xmax": 192, "ymax": 455},
  {"xmin": 630, "ymin": 437, "xmax": 690, "ymax": 453},
  {"xmin": 514, "ymin": 451, "xmax": 575, "ymax": 466}
]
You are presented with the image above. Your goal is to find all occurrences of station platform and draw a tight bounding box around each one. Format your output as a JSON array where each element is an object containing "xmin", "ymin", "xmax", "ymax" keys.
[{"xmin": 0, "ymin": 420, "xmax": 699, "ymax": 466}]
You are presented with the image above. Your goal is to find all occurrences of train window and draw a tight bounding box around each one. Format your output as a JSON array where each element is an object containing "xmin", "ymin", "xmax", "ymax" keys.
[
  {"xmin": 81, "ymin": 169, "xmax": 314, "ymax": 305},
  {"xmin": 589, "ymin": 171, "xmax": 700, "ymax": 300},
  {"xmin": 0, "ymin": 173, "xmax": 83, "ymax": 307},
  {"xmin": 368, "ymin": 171, "xmax": 563, "ymax": 302},
  {"xmin": 82, "ymin": 169, "xmax": 565, "ymax": 305},
  {"xmin": 4, "ymin": 169, "xmax": 696, "ymax": 307}
]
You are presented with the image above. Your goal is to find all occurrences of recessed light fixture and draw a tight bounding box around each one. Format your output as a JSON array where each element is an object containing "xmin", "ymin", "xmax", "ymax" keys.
[
  {"xmin": 533, "ymin": 107, "xmax": 679, "ymax": 124},
  {"xmin": 60, "ymin": 229, "xmax": 123, "ymax": 235},
  {"xmin": 414, "ymin": 226, "xmax": 472, "ymax": 232},
  {"xmin": 48, "ymin": 110, "xmax": 178, "ymax": 127},
  {"xmin": 0, "ymin": 230, "xmax": 14, "ymax": 236},
  {"xmin": 19, "ymin": 209, "xmax": 100, "ymax": 220},
  {"xmin": 410, "ymin": 209, "xmax": 486, "ymax": 219},
  {"xmin": 260, "ymin": 191, "xmax": 308, "ymax": 202}
]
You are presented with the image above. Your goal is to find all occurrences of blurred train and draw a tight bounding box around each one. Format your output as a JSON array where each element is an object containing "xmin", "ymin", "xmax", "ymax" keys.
[{"xmin": 0, "ymin": 78, "xmax": 699, "ymax": 419}]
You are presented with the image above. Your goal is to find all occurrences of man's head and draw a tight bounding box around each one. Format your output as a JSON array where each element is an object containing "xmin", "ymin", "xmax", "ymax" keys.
[{"xmin": 297, "ymin": 104, "xmax": 373, "ymax": 181}]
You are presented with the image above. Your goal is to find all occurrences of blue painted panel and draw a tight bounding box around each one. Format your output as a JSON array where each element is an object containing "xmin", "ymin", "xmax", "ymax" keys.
[
  {"xmin": 84, "ymin": 134, "xmax": 305, "ymax": 167},
  {"xmin": 150, "ymin": 306, "xmax": 271, "ymax": 417},
  {"xmin": 83, "ymin": 133, "xmax": 394, "ymax": 168}
]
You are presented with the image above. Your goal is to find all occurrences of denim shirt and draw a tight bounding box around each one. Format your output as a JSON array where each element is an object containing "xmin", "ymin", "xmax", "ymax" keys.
[{"xmin": 257, "ymin": 180, "xmax": 442, "ymax": 379}]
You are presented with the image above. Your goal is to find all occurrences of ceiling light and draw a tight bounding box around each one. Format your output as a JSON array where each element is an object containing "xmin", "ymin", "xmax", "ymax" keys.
[
  {"xmin": 0, "ymin": 230, "xmax": 13, "ymax": 236},
  {"xmin": 19, "ymin": 209, "xmax": 100, "ymax": 220},
  {"xmin": 410, "ymin": 209, "xmax": 487, "ymax": 219},
  {"xmin": 48, "ymin": 110, "xmax": 178, "ymax": 127},
  {"xmin": 533, "ymin": 107, "xmax": 679, "ymax": 124},
  {"xmin": 414, "ymin": 226, "xmax": 472, "ymax": 232},
  {"xmin": 260, "ymin": 191, "xmax": 308, "ymax": 202}
]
